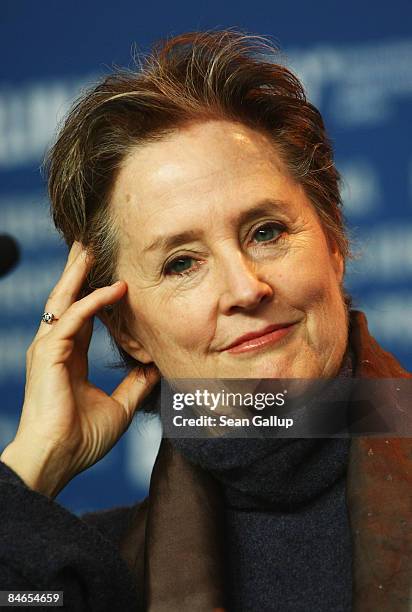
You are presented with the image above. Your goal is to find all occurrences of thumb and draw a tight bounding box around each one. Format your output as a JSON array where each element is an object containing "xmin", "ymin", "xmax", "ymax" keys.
[{"xmin": 111, "ymin": 364, "xmax": 161, "ymax": 418}]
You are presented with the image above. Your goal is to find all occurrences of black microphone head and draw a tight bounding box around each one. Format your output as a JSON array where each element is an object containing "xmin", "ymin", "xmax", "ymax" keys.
[{"xmin": 0, "ymin": 234, "xmax": 20, "ymax": 277}]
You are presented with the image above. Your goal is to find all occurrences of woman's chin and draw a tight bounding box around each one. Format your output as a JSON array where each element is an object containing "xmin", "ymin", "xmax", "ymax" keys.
[{"xmin": 216, "ymin": 358, "xmax": 305, "ymax": 380}]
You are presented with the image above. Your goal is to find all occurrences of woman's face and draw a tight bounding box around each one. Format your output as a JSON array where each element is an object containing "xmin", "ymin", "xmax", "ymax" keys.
[{"xmin": 111, "ymin": 120, "xmax": 348, "ymax": 380}]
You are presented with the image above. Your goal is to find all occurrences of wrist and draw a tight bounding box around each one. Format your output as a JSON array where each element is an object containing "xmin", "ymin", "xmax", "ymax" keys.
[{"xmin": 0, "ymin": 438, "xmax": 70, "ymax": 499}]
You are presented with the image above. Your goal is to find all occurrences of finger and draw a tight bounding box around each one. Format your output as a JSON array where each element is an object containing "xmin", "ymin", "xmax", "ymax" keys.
[
  {"xmin": 43, "ymin": 281, "xmax": 127, "ymax": 345},
  {"xmin": 45, "ymin": 245, "xmax": 92, "ymax": 311},
  {"xmin": 75, "ymin": 315, "xmax": 95, "ymax": 354},
  {"xmin": 36, "ymin": 245, "xmax": 93, "ymax": 339},
  {"xmin": 63, "ymin": 240, "xmax": 83, "ymax": 272},
  {"xmin": 69, "ymin": 316, "xmax": 95, "ymax": 381},
  {"xmin": 112, "ymin": 364, "xmax": 161, "ymax": 418}
]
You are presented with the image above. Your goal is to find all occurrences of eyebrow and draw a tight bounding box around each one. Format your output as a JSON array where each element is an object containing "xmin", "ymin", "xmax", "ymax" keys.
[{"xmin": 142, "ymin": 198, "xmax": 288, "ymax": 256}]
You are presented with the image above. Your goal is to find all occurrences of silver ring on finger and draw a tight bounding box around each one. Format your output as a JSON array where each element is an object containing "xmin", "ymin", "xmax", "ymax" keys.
[{"xmin": 41, "ymin": 312, "xmax": 59, "ymax": 325}]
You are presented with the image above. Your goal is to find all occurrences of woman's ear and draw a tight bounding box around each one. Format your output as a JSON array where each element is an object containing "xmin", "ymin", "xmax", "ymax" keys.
[
  {"xmin": 328, "ymin": 237, "xmax": 345, "ymax": 283},
  {"xmin": 97, "ymin": 310, "xmax": 154, "ymax": 364},
  {"xmin": 117, "ymin": 331, "xmax": 154, "ymax": 364}
]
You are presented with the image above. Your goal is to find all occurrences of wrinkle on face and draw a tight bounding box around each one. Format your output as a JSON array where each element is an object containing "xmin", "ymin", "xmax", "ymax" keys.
[{"xmin": 108, "ymin": 119, "xmax": 348, "ymax": 380}]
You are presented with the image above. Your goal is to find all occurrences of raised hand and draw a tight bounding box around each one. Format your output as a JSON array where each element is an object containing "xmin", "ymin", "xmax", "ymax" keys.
[{"xmin": 1, "ymin": 241, "xmax": 160, "ymax": 498}]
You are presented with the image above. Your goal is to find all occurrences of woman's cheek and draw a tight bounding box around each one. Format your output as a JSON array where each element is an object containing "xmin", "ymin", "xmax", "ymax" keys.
[
  {"xmin": 273, "ymin": 259, "xmax": 326, "ymax": 312},
  {"xmin": 174, "ymin": 296, "xmax": 213, "ymax": 348},
  {"xmin": 141, "ymin": 286, "xmax": 205, "ymax": 345}
]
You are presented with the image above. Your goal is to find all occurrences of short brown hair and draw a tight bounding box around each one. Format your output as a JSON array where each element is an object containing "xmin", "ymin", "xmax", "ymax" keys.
[{"xmin": 46, "ymin": 28, "xmax": 351, "ymax": 376}]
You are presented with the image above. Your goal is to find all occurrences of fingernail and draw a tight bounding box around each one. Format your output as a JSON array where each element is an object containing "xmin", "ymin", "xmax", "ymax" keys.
[{"xmin": 112, "ymin": 280, "xmax": 123, "ymax": 286}]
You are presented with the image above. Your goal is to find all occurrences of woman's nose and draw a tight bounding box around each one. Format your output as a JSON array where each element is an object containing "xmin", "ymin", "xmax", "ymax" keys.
[{"xmin": 217, "ymin": 251, "xmax": 273, "ymax": 313}]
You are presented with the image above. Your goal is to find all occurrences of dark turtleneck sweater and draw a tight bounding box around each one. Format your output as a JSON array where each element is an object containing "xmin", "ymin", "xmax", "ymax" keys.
[
  {"xmin": 170, "ymin": 353, "xmax": 355, "ymax": 612},
  {"xmin": 0, "ymin": 352, "xmax": 354, "ymax": 612}
]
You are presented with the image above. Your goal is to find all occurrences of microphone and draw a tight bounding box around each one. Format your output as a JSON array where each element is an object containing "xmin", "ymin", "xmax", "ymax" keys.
[{"xmin": 0, "ymin": 234, "xmax": 20, "ymax": 277}]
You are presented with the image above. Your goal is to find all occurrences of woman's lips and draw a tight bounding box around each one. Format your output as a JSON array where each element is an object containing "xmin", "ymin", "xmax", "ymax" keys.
[{"xmin": 224, "ymin": 323, "xmax": 296, "ymax": 354}]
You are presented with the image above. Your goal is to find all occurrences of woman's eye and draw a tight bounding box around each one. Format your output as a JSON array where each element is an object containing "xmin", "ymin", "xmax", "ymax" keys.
[
  {"xmin": 164, "ymin": 256, "xmax": 196, "ymax": 276},
  {"xmin": 251, "ymin": 222, "xmax": 283, "ymax": 244},
  {"xmin": 163, "ymin": 223, "xmax": 284, "ymax": 278}
]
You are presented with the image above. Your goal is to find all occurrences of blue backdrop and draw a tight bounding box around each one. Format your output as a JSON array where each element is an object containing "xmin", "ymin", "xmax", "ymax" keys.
[{"xmin": 1, "ymin": 0, "xmax": 411, "ymax": 515}]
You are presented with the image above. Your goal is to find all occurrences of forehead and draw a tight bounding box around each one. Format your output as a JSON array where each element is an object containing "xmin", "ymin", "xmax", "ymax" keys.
[{"xmin": 109, "ymin": 120, "xmax": 307, "ymax": 239}]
